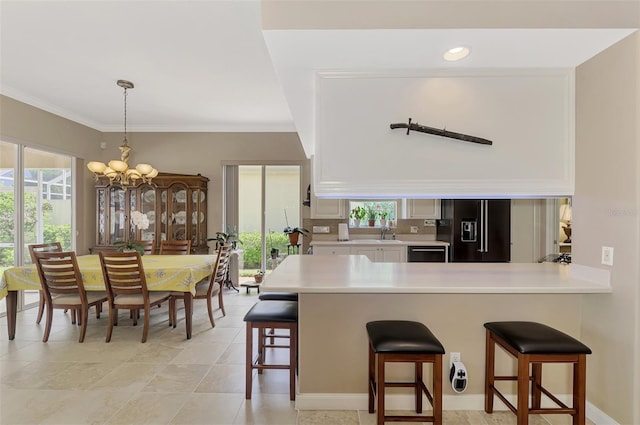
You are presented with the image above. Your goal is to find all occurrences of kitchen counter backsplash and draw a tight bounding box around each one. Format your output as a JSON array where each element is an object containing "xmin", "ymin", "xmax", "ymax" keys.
[{"xmin": 302, "ymin": 218, "xmax": 437, "ymax": 247}]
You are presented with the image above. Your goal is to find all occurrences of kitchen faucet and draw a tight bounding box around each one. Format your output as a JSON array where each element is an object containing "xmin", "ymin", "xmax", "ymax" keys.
[{"xmin": 380, "ymin": 225, "xmax": 389, "ymax": 240}]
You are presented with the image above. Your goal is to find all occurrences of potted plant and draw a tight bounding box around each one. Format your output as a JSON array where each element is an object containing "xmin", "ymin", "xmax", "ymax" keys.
[
  {"xmin": 114, "ymin": 240, "xmax": 145, "ymax": 255},
  {"xmin": 366, "ymin": 206, "xmax": 378, "ymax": 227},
  {"xmin": 254, "ymin": 270, "xmax": 264, "ymax": 283},
  {"xmin": 283, "ymin": 226, "xmax": 309, "ymax": 246},
  {"xmin": 379, "ymin": 210, "xmax": 389, "ymax": 228},
  {"xmin": 207, "ymin": 226, "xmax": 241, "ymax": 251},
  {"xmin": 350, "ymin": 206, "xmax": 366, "ymax": 227}
]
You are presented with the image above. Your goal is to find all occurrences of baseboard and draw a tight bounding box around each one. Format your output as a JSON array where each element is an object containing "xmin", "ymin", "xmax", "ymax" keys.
[{"xmin": 295, "ymin": 392, "xmax": 617, "ymax": 423}]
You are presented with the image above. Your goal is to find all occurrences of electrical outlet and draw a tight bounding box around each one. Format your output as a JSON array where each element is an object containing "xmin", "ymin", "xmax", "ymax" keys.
[
  {"xmin": 450, "ymin": 352, "xmax": 461, "ymax": 368},
  {"xmin": 410, "ymin": 226, "xmax": 418, "ymax": 233},
  {"xmin": 424, "ymin": 219, "xmax": 436, "ymax": 227},
  {"xmin": 312, "ymin": 226, "xmax": 330, "ymax": 233},
  {"xmin": 601, "ymin": 246, "xmax": 614, "ymax": 266}
]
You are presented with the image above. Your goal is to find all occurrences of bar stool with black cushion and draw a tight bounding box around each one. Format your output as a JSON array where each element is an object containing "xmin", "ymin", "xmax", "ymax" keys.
[
  {"xmin": 244, "ymin": 300, "xmax": 298, "ymax": 401},
  {"xmin": 484, "ymin": 321, "xmax": 592, "ymax": 425},
  {"xmin": 366, "ymin": 320, "xmax": 445, "ymax": 425},
  {"xmin": 258, "ymin": 292, "xmax": 298, "ymax": 302}
]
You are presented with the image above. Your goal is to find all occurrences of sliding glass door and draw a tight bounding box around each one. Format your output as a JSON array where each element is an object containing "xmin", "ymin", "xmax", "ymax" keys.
[
  {"xmin": 0, "ymin": 141, "xmax": 74, "ymax": 315},
  {"xmin": 237, "ymin": 165, "xmax": 300, "ymax": 283}
]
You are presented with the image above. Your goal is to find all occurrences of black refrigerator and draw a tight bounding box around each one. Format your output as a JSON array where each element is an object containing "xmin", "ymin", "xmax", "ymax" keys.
[{"xmin": 436, "ymin": 199, "xmax": 511, "ymax": 262}]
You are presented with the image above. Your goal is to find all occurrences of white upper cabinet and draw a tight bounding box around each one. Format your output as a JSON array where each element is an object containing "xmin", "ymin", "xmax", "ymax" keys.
[
  {"xmin": 310, "ymin": 197, "xmax": 346, "ymax": 219},
  {"xmin": 406, "ymin": 199, "xmax": 441, "ymax": 219}
]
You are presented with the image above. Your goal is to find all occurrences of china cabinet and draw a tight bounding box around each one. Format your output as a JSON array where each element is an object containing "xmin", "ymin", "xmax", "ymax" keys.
[{"xmin": 91, "ymin": 172, "xmax": 209, "ymax": 254}]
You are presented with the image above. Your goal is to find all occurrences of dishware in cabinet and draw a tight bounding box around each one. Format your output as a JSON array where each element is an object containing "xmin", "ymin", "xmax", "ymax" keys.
[{"xmin": 91, "ymin": 172, "xmax": 209, "ymax": 254}]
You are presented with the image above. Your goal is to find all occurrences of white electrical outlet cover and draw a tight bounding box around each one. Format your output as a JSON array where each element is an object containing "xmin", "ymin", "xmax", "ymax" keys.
[{"xmin": 602, "ymin": 246, "xmax": 614, "ymax": 266}]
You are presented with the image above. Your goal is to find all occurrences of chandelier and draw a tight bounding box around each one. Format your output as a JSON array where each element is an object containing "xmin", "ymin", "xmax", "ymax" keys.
[{"xmin": 87, "ymin": 80, "xmax": 158, "ymax": 188}]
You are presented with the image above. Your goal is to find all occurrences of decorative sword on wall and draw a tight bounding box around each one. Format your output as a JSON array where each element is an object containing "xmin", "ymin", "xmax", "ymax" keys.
[{"xmin": 390, "ymin": 118, "xmax": 493, "ymax": 146}]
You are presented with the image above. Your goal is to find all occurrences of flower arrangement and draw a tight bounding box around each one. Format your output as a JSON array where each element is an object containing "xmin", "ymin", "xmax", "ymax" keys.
[
  {"xmin": 115, "ymin": 210, "xmax": 150, "ymax": 254},
  {"xmin": 130, "ymin": 210, "xmax": 150, "ymax": 231}
]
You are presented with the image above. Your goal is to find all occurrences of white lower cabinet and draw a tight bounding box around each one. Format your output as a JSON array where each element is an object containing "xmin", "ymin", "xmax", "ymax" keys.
[
  {"xmin": 313, "ymin": 246, "xmax": 351, "ymax": 255},
  {"xmin": 351, "ymin": 246, "xmax": 406, "ymax": 263},
  {"xmin": 313, "ymin": 244, "xmax": 407, "ymax": 262}
]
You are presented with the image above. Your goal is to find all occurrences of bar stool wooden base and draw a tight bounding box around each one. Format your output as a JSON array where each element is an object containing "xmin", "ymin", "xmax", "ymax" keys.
[
  {"xmin": 244, "ymin": 300, "xmax": 298, "ymax": 401},
  {"xmin": 367, "ymin": 320, "xmax": 445, "ymax": 425},
  {"xmin": 484, "ymin": 321, "xmax": 592, "ymax": 425}
]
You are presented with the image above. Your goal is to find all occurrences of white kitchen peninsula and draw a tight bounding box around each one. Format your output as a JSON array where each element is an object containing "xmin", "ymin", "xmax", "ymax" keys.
[{"xmin": 261, "ymin": 255, "xmax": 610, "ymax": 410}]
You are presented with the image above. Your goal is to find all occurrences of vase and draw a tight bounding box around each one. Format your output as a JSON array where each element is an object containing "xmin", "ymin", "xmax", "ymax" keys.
[
  {"xmin": 368, "ymin": 219, "xmax": 375, "ymax": 227},
  {"xmin": 354, "ymin": 219, "xmax": 361, "ymax": 227},
  {"xmin": 380, "ymin": 219, "xmax": 387, "ymax": 228},
  {"xmin": 288, "ymin": 233, "xmax": 300, "ymax": 245}
]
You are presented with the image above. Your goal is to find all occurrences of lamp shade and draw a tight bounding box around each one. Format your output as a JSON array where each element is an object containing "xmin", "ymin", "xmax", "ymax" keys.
[
  {"xmin": 108, "ymin": 160, "xmax": 128, "ymax": 172},
  {"xmin": 87, "ymin": 161, "xmax": 107, "ymax": 174},
  {"xmin": 560, "ymin": 204, "xmax": 572, "ymax": 223}
]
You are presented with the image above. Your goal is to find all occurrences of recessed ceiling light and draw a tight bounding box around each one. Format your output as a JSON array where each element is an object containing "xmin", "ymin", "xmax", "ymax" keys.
[{"xmin": 443, "ymin": 46, "xmax": 470, "ymax": 62}]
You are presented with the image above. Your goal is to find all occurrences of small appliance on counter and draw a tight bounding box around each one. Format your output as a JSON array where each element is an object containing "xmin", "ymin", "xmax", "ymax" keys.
[{"xmin": 338, "ymin": 223, "xmax": 349, "ymax": 241}]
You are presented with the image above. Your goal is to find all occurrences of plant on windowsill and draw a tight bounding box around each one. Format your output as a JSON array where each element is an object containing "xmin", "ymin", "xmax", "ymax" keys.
[
  {"xmin": 366, "ymin": 206, "xmax": 378, "ymax": 227},
  {"xmin": 379, "ymin": 210, "xmax": 389, "ymax": 228},
  {"xmin": 283, "ymin": 226, "xmax": 309, "ymax": 246},
  {"xmin": 350, "ymin": 206, "xmax": 366, "ymax": 227}
]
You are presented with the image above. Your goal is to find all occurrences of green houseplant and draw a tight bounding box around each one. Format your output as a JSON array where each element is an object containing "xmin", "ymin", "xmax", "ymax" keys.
[
  {"xmin": 283, "ymin": 226, "xmax": 309, "ymax": 245},
  {"xmin": 207, "ymin": 226, "xmax": 241, "ymax": 251},
  {"xmin": 350, "ymin": 206, "xmax": 366, "ymax": 227},
  {"xmin": 366, "ymin": 206, "xmax": 378, "ymax": 227}
]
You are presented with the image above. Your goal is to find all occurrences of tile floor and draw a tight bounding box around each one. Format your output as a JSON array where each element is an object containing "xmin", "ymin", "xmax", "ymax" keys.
[{"xmin": 0, "ymin": 290, "xmax": 593, "ymax": 425}]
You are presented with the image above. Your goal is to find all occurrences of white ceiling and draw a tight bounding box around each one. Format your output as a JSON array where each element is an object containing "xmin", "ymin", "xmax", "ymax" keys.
[{"xmin": 0, "ymin": 1, "xmax": 635, "ymax": 139}]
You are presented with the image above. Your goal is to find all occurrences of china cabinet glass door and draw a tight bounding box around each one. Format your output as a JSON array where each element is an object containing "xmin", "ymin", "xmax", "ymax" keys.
[
  {"xmin": 139, "ymin": 186, "xmax": 156, "ymax": 242},
  {"xmin": 109, "ymin": 187, "xmax": 126, "ymax": 243}
]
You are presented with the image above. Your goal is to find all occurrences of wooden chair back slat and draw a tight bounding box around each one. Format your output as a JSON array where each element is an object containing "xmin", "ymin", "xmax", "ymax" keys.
[
  {"xmin": 159, "ymin": 239, "xmax": 191, "ymax": 255},
  {"xmin": 206, "ymin": 244, "xmax": 232, "ymax": 296},
  {"xmin": 99, "ymin": 252, "xmax": 149, "ymax": 298},
  {"xmin": 33, "ymin": 251, "xmax": 87, "ymax": 298},
  {"xmin": 28, "ymin": 242, "xmax": 62, "ymax": 264},
  {"xmin": 130, "ymin": 240, "xmax": 155, "ymax": 255}
]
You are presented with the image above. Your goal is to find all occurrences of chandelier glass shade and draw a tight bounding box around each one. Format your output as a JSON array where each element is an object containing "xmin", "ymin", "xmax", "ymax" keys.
[{"xmin": 87, "ymin": 80, "xmax": 158, "ymax": 187}]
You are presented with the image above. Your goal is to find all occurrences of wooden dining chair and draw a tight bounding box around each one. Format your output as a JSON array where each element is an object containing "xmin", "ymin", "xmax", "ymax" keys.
[
  {"xmin": 131, "ymin": 239, "xmax": 155, "ymax": 255},
  {"xmin": 28, "ymin": 242, "xmax": 63, "ymax": 324},
  {"xmin": 169, "ymin": 244, "xmax": 231, "ymax": 328},
  {"xmin": 99, "ymin": 251, "xmax": 172, "ymax": 343},
  {"xmin": 32, "ymin": 250, "xmax": 108, "ymax": 343},
  {"xmin": 159, "ymin": 239, "xmax": 191, "ymax": 255}
]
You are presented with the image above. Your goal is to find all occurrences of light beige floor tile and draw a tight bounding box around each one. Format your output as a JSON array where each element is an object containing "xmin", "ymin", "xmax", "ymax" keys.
[
  {"xmin": 196, "ymin": 363, "xmax": 246, "ymax": 394},
  {"xmin": 169, "ymin": 393, "xmax": 244, "ymax": 424},
  {"xmin": 1, "ymin": 361, "xmax": 75, "ymax": 390},
  {"xmin": 127, "ymin": 342, "xmax": 184, "ymax": 363},
  {"xmin": 216, "ymin": 342, "xmax": 247, "ymax": 365},
  {"xmin": 105, "ymin": 392, "xmax": 190, "ymax": 425},
  {"xmin": 141, "ymin": 363, "xmax": 212, "ymax": 393},
  {"xmin": 0, "ymin": 388, "xmax": 76, "ymax": 424},
  {"xmin": 298, "ymin": 410, "xmax": 360, "ymax": 425},
  {"xmin": 40, "ymin": 388, "xmax": 135, "ymax": 425},
  {"xmin": 233, "ymin": 393, "xmax": 297, "ymax": 425},
  {"xmin": 170, "ymin": 341, "xmax": 229, "ymax": 364},
  {"xmin": 90, "ymin": 362, "xmax": 166, "ymax": 392}
]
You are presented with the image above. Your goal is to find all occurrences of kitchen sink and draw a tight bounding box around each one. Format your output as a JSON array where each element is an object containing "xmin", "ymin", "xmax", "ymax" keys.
[{"xmin": 348, "ymin": 239, "xmax": 403, "ymax": 244}]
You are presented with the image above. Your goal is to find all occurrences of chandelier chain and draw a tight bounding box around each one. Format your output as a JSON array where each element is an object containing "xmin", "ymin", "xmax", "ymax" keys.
[{"xmin": 123, "ymin": 87, "xmax": 128, "ymax": 146}]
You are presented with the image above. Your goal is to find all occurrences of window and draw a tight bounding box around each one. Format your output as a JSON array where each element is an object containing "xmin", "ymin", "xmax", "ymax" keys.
[
  {"xmin": 0, "ymin": 141, "xmax": 74, "ymax": 315},
  {"xmin": 349, "ymin": 200, "xmax": 397, "ymax": 228}
]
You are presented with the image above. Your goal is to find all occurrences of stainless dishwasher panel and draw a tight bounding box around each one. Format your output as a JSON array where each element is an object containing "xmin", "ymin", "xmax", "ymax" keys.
[{"xmin": 407, "ymin": 246, "xmax": 448, "ymax": 263}]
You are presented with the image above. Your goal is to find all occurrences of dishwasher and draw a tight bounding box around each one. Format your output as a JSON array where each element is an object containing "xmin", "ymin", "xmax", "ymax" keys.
[{"xmin": 407, "ymin": 245, "xmax": 448, "ymax": 263}]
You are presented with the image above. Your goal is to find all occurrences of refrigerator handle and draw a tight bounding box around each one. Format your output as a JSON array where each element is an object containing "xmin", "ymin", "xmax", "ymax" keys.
[
  {"xmin": 484, "ymin": 199, "xmax": 489, "ymax": 252},
  {"xmin": 478, "ymin": 200, "xmax": 485, "ymax": 252}
]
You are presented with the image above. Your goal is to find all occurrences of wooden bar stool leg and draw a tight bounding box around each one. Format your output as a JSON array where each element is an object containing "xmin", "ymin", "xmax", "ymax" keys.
[
  {"xmin": 245, "ymin": 322, "xmax": 253, "ymax": 399},
  {"xmin": 532, "ymin": 362, "xmax": 542, "ymax": 409},
  {"xmin": 377, "ymin": 353, "xmax": 386, "ymax": 425},
  {"xmin": 368, "ymin": 342, "xmax": 375, "ymax": 414},
  {"xmin": 433, "ymin": 355, "xmax": 443, "ymax": 425},
  {"xmin": 574, "ymin": 355, "xmax": 587, "ymax": 425},
  {"xmin": 289, "ymin": 323, "xmax": 297, "ymax": 401},
  {"xmin": 517, "ymin": 353, "xmax": 530, "ymax": 425},
  {"xmin": 416, "ymin": 361, "xmax": 423, "ymax": 413},
  {"xmin": 485, "ymin": 330, "xmax": 495, "ymax": 413}
]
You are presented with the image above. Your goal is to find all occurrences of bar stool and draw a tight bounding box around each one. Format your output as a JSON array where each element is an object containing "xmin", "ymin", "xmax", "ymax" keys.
[
  {"xmin": 244, "ymin": 300, "xmax": 298, "ymax": 401},
  {"xmin": 258, "ymin": 292, "xmax": 298, "ymax": 302},
  {"xmin": 367, "ymin": 320, "xmax": 445, "ymax": 425},
  {"xmin": 484, "ymin": 321, "xmax": 592, "ymax": 425}
]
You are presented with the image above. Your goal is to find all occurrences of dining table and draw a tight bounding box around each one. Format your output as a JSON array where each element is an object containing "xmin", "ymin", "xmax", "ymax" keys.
[{"xmin": 0, "ymin": 254, "xmax": 216, "ymax": 340}]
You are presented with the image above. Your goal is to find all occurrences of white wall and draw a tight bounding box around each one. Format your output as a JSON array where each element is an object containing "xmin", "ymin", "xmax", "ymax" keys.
[{"xmin": 314, "ymin": 71, "xmax": 574, "ymax": 198}]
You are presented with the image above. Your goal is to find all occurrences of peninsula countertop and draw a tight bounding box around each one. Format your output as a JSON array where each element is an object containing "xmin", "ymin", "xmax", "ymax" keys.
[{"xmin": 261, "ymin": 255, "xmax": 611, "ymax": 294}]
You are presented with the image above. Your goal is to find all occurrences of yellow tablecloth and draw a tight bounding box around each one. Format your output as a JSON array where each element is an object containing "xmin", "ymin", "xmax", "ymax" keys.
[{"xmin": 0, "ymin": 254, "xmax": 216, "ymax": 300}]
